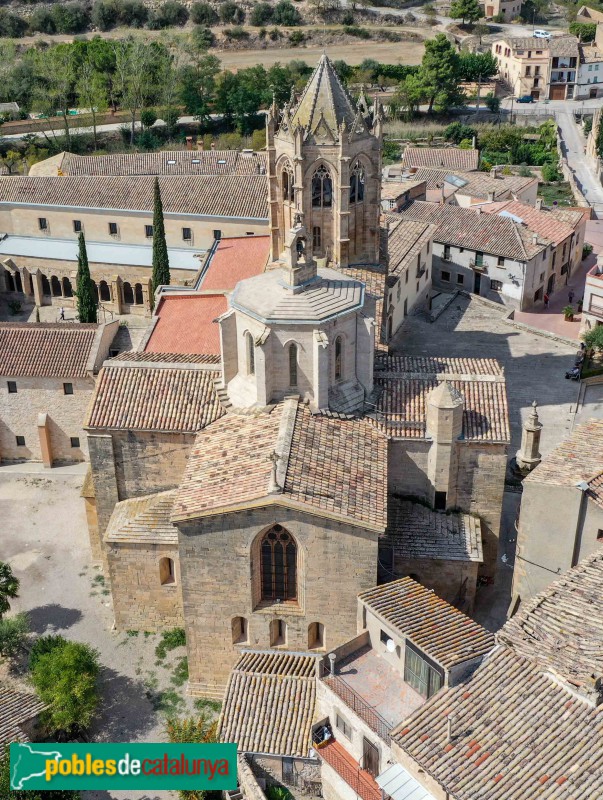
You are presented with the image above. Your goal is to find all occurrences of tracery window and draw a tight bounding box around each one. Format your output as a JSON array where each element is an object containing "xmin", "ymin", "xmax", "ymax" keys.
[
  {"xmin": 289, "ymin": 343, "xmax": 298, "ymax": 387},
  {"xmin": 282, "ymin": 163, "xmax": 294, "ymax": 202},
  {"xmin": 246, "ymin": 331, "xmax": 255, "ymax": 376},
  {"xmin": 349, "ymin": 161, "xmax": 365, "ymax": 204},
  {"xmin": 260, "ymin": 525, "xmax": 297, "ymax": 602},
  {"xmin": 311, "ymin": 165, "xmax": 333, "ymax": 208}
]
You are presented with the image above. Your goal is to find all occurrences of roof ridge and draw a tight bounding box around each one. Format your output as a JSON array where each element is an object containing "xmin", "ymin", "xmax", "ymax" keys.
[{"xmin": 274, "ymin": 397, "xmax": 299, "ymax": 493}]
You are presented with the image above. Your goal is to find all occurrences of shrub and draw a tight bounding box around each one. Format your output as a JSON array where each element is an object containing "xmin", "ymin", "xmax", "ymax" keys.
[
  {"xmin": 341, "ymin": 9, "xmax": 354, "ymax": 23},
  {"xmin": 0, "ymin": 9, "xmax": 28, "ymax": 36},
  {"xmin": 541, "ymin": 163, "xmax": 561, "ymax": 182},
  {"xmin": 191, "ymin": 24, "xmax": 215, "ymax": 48},
  {"xmin": 444, "ymin": 121, "xmax": 476, "ymax": 144},
  {"xmin": 29, "ymin": 633, "xmax": 68, "ymax": 669},
  {"xmin": 155, "ymin": 627, "xmax": 186, "ymax": 659},
  {"xmin": 191, "ymin": 1, "xmax": 219, "ymax": 24},
  {"xmin": 518, "ymin": 165, "xmax": 533, "ymax": 177},
  {"xmin": 119, "ymin": 0, "xmax": 149, "ymax": 26},
  {"xmin": 251, "ymin": 127, "xmax": 266, "ymax": 150},
  {"xmin": 52, "ymin": 2, "xmax": 91, "ymax": 34},
  {"xmin": 583, "ymin": 242, "xmax": 593, "ymax": 259},
  {"xmin": 141, "ymin": 107, "xmax": 158, "ymax": 128},
  {"xmin": 343, "ymin": 24, "xmax": 371, "ymax": 38},
  {"xmin": 0, "ymin": 613, "xmax": 29, "ymax": 657},
  {"xmin": 219, "ymin": 1, "xmax": 245, "ymax": 23},
  {"xmin": 273, "ymin": 0, "xmax": 302, "ymax": 24},
  {"xmin": 92, "ymin": 0, "xmax": 120, "ymax": 30},
  {"xmin": 28, "ymin": 7, "xmax": 56, "ymax": 32},
  {"xmin": 569, "ymin": 21, "xmax": 596, "ymax": 41},
  {"xmin": 583, "ymin": 325, "xmax": 603, "ymax": 351},
  {"xmin": 485, "ymin": 92, "xmax": 500, "ymax": 113},
  {"xmin": 269, "ymin": 25, "xmax": 281, "ymax": 39},
  {"xmin": 250, "ymin": 2, "xmax": 273, "ymax": 25},
  {"xmin": 148, "ymin": 0, "xmax": 189, "ymax": 28},
  {"xmin": 138, "ymin": 129, "xmax": 161, "ymax": 149},
  {"xmin": 288, "ymin": 28, "xmax": 304, "ymax": 44},
  {"xmin": 584, "ymin": 117, "xmax": 593, "ymax": 135},
  {"xmin": 8, "ymin": 299, "xmax": 21, "ymax": 314},
  {"xmin": 223, "ymin": 24, "xmax": 249, "ymax": 38}
]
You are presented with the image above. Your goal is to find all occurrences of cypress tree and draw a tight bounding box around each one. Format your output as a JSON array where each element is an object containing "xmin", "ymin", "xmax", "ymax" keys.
[
  {"xmin": 75, "ymin": 231, "xmax": 97, "ymax": 323},
  {"xmin": 151, "ymin": 177, "xmax": 170, "ymax": 300}
]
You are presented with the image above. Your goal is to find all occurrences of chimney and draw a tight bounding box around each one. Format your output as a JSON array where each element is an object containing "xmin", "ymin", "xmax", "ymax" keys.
[
  {"xmin": 490, "ymin": 166, "xmax": 499, "ymax": 178},
  {"xmin": 476, "ymin": 207, "xmax": 482, "ymax": 215},
  {"xmin": 185, "ymin": 136, "xmax": 193, "ymax": 151},
  {"xmin": 532, "ymin": 233, "xmax": 539, "ymax": 245},
  {"xmin": 535, "ymin": 198, "xmax": 543, "ymax": 210},
  {"xmin": 446, "ymin": 715, "xmax": 454, "ymax": 744},
  {"xmin": 487, "ymin": 191, "xmax": 495, "ymax": 202},
  {"xmin": 197, "ymin": 139, "xmax": 204, "ymax": 151}
]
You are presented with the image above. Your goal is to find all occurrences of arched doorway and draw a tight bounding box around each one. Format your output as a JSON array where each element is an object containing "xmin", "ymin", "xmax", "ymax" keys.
[
  {"xmin": 99, "ymin": 280, "xmax": 110, "ymax": 302},
  {"xmin": 123, "ymin": 282, "xmax": 134, "ymax": 305},
  {"xmin": 51, "ymin": 276, "xmax": 62, "ymax": 297},
  {"xmin": 62, "ymin": 277, "xmax": 73, "ymax": 298}
]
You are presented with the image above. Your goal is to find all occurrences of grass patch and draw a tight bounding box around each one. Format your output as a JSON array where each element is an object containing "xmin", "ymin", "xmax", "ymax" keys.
[
  {"xmin": 171, "ymin": 656, "xmax": 189, "ymax": 688},
  {"xmin": 155, "ymin": 627, "xmax": 186, "ymax": 660},
  {"xmin": 126, "ymin": 630, "xmax": 139, "ymax": 637},
  {"xmin": 153, "ymin": 689, "xmax": 185, "ymax": 715},
  {"xmin": 194, "ymin": 698, "xmax": 222, "ymax": 715},
  {"xmin": 537, "ymin": 182, "xmax": 575, "ymax": 207},
  {"xmin": 92, "ymin": 574, "xmax": 105, "ymax": 585}
]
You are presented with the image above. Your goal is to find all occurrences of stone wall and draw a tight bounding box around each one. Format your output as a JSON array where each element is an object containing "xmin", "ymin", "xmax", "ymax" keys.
[
  {"xmin": 390, "ymin": 554, "xmax": 478, "ymax": 612},
  {"xmin": 106, "ymin": 541, "xmax": 184, "ymax": 630},
  {"xmin": 178, "ymin": 506, "xmax": 379, "ymax": 697},
  {"xmin": 388, "ymin": 440, "xmax": 430, "ymax": 496},
  {"xmin": 0, "ymin": 375, "xmax": 94, "ymax": 463}
]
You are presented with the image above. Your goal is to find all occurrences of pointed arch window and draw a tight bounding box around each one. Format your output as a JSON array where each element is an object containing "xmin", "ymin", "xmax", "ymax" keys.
[
  {"xmin": 282, "ymin": 163, "xmax": 294, "ymax": 202},
  {"xmin": 312, "ymin": 165, "xmax": 333, "ymax": 208},
  {"xmin": 260, "ymin": 525, "xmax": 297, "ymax": 603},
  {"xmin": 289, "ymin": 343, "xmax": 298, "ymax": 387},
  {"xmin": 350, "ymin": 161, "xmax": 365, "ymax": 204},
  {"xmin": 335, "ymin": 336, "xmax": 343, "ymax": 382},
  {"xmin": 246, "ymin": 331, "xmax": 255, "ymax": 376}
]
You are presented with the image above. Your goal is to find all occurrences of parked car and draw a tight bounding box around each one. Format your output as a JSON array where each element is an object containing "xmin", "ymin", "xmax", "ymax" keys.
[
  {"xmin": 533, "ymin": 29, "xmax": 551, "ymax": 38},
  {"xmin": 516, "ymin": 95, "xmax": 536, "ymax": 103}
]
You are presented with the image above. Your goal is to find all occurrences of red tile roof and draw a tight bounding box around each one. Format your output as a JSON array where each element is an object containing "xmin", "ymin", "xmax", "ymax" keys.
[
  {"xmin": 145, "ymin": 294, "xmax": 227, "ymax": 356},
  {"xmin": 482, "ymin": 200, "xmax": 581, "ymax": 245},
  {"xmin": 0, "ymin": 322, "xmax": 99, "ymax": 378},
  {"xmin": 200, "ymin": 236, "xmax": 270, "ymax": 292},
  {"xmin": 401, "ymin": 147, "xmax": 479, "ymax": 172}
]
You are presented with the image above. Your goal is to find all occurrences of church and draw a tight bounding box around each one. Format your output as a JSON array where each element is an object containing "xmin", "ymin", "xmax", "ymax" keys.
[{"xmin": 84, "ymin": 56, "xmax": 510, "ymax": 697}]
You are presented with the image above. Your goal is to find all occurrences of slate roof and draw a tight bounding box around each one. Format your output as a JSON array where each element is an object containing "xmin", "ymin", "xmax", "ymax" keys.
[
  {"xmin": 401, "ymin": 148, "xmax": 479, "ymax": 172},
  {"xmin": 359, "ymin": 578, "xmax": 495, "ymax": 669},
  {"xmin": 57, "ymin": 150, "xmax": 267, "ymax": 177},
  {"xmin": 289, "ymin": 54, "xmax": 359, "ymax": 134},
  {"xmin": 86, "ymin": 362, "xmax": 224, "ymax": 433},
  {"xmin": 0, "ymin": 688, "xmax": 46, "ymax": 746},
  {"xmin": 200, "ymin": 236, "xmax": 271, "ymax": 292},
  {"xmin": 0, "ymin": 322, "xmax": 98, "ymax": 378},
  {"xmin": 0, "ymin": 175, "xmax": 269, "ymax": 219},
  {"xmin": 523, "ymin": 418, "xmax": 603, "ymax": 487},
  {"xmin": 218, "ymin": 651, "xmax": 318, "ymax": 757},
  {"xmin": 386, "ymin": 500, "xmax": 483, "ymax": 562},
  {"xmin": 396, "ymin": 201, "xmax": 549, "ymax": 261},
  {"xmin": 144, "ymin": 294, "xmax": 227, "ymax": 356},
  {"xmin": 498, "ymin": 549, "xmax": 603, "ymax": 692},
  {"xmin": 385, "ymin": 217, "xmax": 436, "ymax": 280},
  {"xmin": 483, "ymin": 199, "xmax": 581, "ymax": 245},
  {"xmin": 392, "ymin": 645, "xmax": 603, "ymax": 800},
  {"xmin": 370, "ymin": 355, "xmax": 510, "ymax": 443},
  {"xmin": 105, "ymin": 490, "xmax": 178, "ymax": 544},
  {"xmin": 173, "ymin": 398, "xmax": 388, "ymax": 530}
]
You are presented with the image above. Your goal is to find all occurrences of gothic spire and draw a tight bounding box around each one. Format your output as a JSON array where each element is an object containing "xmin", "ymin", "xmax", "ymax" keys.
[{"xmin": 289, "ymin": 54, "xmax": 358, "ymax": 134}]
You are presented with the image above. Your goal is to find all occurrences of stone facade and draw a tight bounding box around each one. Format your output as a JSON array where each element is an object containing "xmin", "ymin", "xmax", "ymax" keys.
[{"xmin": 388, "ymin": 555, "xmax": 479, "ymax": 610}]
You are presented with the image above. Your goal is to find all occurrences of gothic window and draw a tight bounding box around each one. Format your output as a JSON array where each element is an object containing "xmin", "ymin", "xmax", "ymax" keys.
[
  {"xmin": 350, "ymin": 162, "xmax": 366, "ymax": 204},
  {"xmin": 289, "ymin": 343, "xmax": 298, "ymax": 387},
  {"xmin": 282, "ymin": 163, "xmax": 294, "ymax": 202},
  {"xmin": 245, "ymin": 332, "xmax": 255, "ymax": 376},
  {"xmin": 313, "ymin": 226, "xmax": 321, "ymax": 250},
  {"xmin": 260, "ymin": 525, "xmax": 297, "ymax": 603},
  {"xmin": 311, "ymin": 165, "xmax": 333, "ymax": 208},
  {"xmin": 335, "ymin": 336, "xmax": 343, "ymax": 382},
  {"xmin": 159, "ymin": 557, "xmax": 175, "ymax": 585}
]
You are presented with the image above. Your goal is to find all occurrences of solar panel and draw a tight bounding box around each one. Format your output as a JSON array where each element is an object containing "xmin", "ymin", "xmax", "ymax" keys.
[{"xmin": 444, "ymin": 174, "xmax": 468, "ymax": 188}]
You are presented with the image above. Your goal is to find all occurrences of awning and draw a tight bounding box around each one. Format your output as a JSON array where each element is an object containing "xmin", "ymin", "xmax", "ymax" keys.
[{"xmin": 375, "ymin": 763, "xmax": 436, "ymax": 800}]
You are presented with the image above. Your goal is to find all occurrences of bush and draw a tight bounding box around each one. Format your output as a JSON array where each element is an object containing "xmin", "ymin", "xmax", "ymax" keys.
[
  {"xmin": 583, "ymin": 325, "xmax": 603, "ymax": 351},
  {"xmin": 223, "ymin": 24, "xmax": 249, "ymax": 37},
  {"xmin": 341, "ymin": 9, "xmax": 354, "ymax": 24},
  {"xmin": 141, "ymin": 107, "xmax": 158, "ymax": 128},
  {"xmin": 485, "ymin": 92, "xmax": 500, "ymax": 113},
  {"xmin": 92, "ymin": 0, "xmax": 120, "ymax": 30},
  {"xmin": 583, "ymin": 242, "xmax": 593, "ymax": 259},
  {"xmin": 343, "ymin": 24, "xmax": 371, "ymax": 38},
  {"xmin": 269, "ymin": 25, "xmax": 281, "ymax": 39},
  {"xmin": 30, "ymin": 634, "xmax": 68, "ymax": 668},
  {"xmin": 219, "ymin": 1, "xmax": 245, "ymax": 23},
  {"xmin": 273, "ymin": 0, "xmax": 302, "ymax": 24},
  {"xmin": 155, "ymin": 627, "xmax": 186, "ymax": 659},
  {"xmin": 288, "ymin": 28, "xmax": 304, "ymax": 44},
  {"xmin": 52, "ymin": 2, "xmax": 91, "ymax": 34},
  {"xmin": 119, "ymin": 0, "xmax": 149, "ymax": 26},
  {"xmin": 584, "ymin": 117, "xmax": 593, "ymax": 135},
  {"xmin": 191, "ymin": 24, "xmax": 215, "ymax": 48},
  {"xmin": 31, "ymin": 640, "xmax": 100, "ymax": 735},
  {"xmin": 250, "ymin": 2, "xmax": 273, "ymax": 25},
  {"xmin": 0, "ymin": 613, "xmax": 29, "ymax": 658},
  {"xmin": 28, "ymin": 7, "xmax": 56, "ymax": 32},
  {"xmin": 518, "ymin": 165, "xmax": 533, "ymax": 177},
  {"xmin": 137, "ymin": 129, "xmax": 161, "ymax": 150},
  {"xmin": 569, "ymin": 21, "xmax": 596, "ymax": 41},
  {"xmin": 148, "ymin": 0, "xmax": 189, "ymax": 28},
  {"xmin": 541, "ymin": 163, "xmax": 561, "ymax": 182},
  {"xmin": 8, "ymin": 299, "xmax": 22, "ymax": 314},
  {"xmin": 0, "ymin": 9, "xmax": 28, "ymax": 36},
  {"xmin": 251, "ymin": 128, "xmax": 266, "ymax": 150},
  {"xmin": 444, "ymin": 121, "xmax": 476, "ymax": 144},
  {"xmin": 191, "ymin": 1, "xmax": 219, "ymax": 25}
]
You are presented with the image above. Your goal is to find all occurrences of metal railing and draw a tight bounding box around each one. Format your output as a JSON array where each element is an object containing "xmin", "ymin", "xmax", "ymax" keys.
[
  {"xmin": 317, "ymin": 743, "xmax": 380, "ymax": 800},
  {"xmin": 322, "ymin": 672, "xmax": 392, "ymax": 744},
  {"xmin": 588, "ymin": 301, "xmax": 603, "ymax": 319}
]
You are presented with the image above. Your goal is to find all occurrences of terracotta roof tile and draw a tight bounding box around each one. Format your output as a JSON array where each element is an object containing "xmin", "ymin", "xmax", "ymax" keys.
[
  {"xmin": 86, "ymin": 362, "xmax": 224, "ymax": 432},
  {"xmin": 482, "ymin": 200, "xmax": 582, "ymax": 245},
  {"xmin": 105, "ymin": 490, "xmax": 178, "ymax": 544},
  {"xmin": 145, "ymin": 294, "xmax": 227, "ymax": 356},
  {"xmin": 59, "ymin": 150, "xmax": 267, "ymax": 177},
  {"xmin": 200, "ymin": 236, "xmax": 270, "ymax": 292},
  {"xmin": 385, "ymin": 217, "xmax": 437, "ymax": 279},
  {"xmin": 0, "ymin": 322, "xmax": 99, "ymax": 378},
  {"xmin": 359, "ymin": 578, "xmax": 494, "ymax": 669},
  {"xmin": 0, "ymin": 688, "xmax": 46, "ymax": 746},
  {"xmin": 401, "ymin": 148, "xmax": 479, "ymax": 172},
  {"xmin": 523, "ymin": 418, "xmax": 603, "ymax": 486},
  {"xmin": 111, "ymin": 351, "xmax": 220, "ymax": 365},
  {"xmin": 218, "ymin": 651, "xmax": 318, "ymax": 756}
]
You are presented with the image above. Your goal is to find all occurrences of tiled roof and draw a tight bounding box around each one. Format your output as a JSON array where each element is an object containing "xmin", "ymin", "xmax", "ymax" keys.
[
  {"xmin": 218, "ymin": 651, "xmax": 318, "ymax": 756},
  {"xmin": 396, "ymin": 201, "xmax": 548, "ymax": 260},
  {"xmin": 199, "ymin": 236, "xmax": 270, "ymax": 292},
  {"xmin": 0, "ymin": 175, "xmax": 269, "ymax": 220},
  {"xmin": 338, "ymin": 264, "xmax": 387, "ymax": 351},
  {"xmin": 589, "ymin": 470, "xmax": 603, "ymax": 509},
  {"xmin": 523, "ymin": 419, "xmax": 603, "ymax": 486},
  {"xmin": 385, "ymin": 217, "xmax": 437, "ymax": 279},
  {"xmin": 503, "ymin": 35, "xmax": 578, "ymax": 56},
  {"xmin": 0, "ymin": 322, "xmax": 98, "ymax": 378},
  {"xmin": 105, "ymin": 490, "xmax": 178, "ymax": 544},
  {"xmin": 59, "ymin": 150, "xmax": 267, "ymax": 177},
  {"xmin": 359, "ymin": 578, "xmax": 494, "ymax": 669},
  {"xmin": 0, "ymin": 688, "xmax": 46, "ymax": 746},
  {"xmin": 393, "ymin": 645, "xmax": 603, "ymax": 800},
  {"xmin": 86, "ymin": 362, "xmax": 224, "ymax": 432},
  {"xmin": 144, "ymin": 294, "xmax": 227, "ymax": 356},
  {"xmin": 386, "ymin": 499, "xmax": 483, "ymax": 562},
  {"xmin": 370, "ymin": 356, "xmax": 510, "ymax": 443},
  {"xmin": 401, "ymin": 148, "xmax": 479, "ymax": 172},
  {"xmin": 111, "ymin": 351, "xmax": 220, "ymax": 365},
  {"xmin": 381, "ymin": 180, "xmax": 426, "ymax": 200},
  {"xmin": 173, "ymin": 398, "xmax": 388, "ymax": 530},
  {"xmin": 499, "ymin": 549, "xmax": 603, "ymax": 692},
  {"xmin": 483, "ymin": 200, "xmax": 579, "ymax": 245},
  {"xmin": 454, "ymin": 172, "xmax": 536, "ymax": 200}
]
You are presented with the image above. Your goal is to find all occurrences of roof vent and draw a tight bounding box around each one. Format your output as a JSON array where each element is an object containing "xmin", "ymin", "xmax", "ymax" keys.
[{"xmin": 167, "ymin": 159, "xmax": 176, "ymax": 165}]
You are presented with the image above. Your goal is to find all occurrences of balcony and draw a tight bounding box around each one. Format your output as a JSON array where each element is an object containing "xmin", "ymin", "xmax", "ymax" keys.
[
  {"xmin": 469, "ymin": 259, "xmax": 487, "ymax": 272},
  {"xmin": 317, "ymin": 740, "xmax": 381, "ymax": 800},
  {"xmin": 323, "ymin": 673, "xmax": 393, "ymax": 744},
  {"xmin": 588, "ymin": 301, "xmax": 603, "ymax": 320},
  {"xmin": 416, "ymin": 264, "xmax": 426, "ymax": 279}
]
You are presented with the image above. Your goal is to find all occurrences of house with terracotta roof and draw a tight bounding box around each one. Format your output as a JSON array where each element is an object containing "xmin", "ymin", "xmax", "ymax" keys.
[
  {"xmin": 511, "ymin": 418, "xmax": 603, "ymax": 606},
  {"xmin": 400, "ymin": 148, "xmax": 479, "ymax": 173},
  {"xmin": 493, "ymin": 35, "xmax": 580, "ymax": 101},
  {"xmin": 0, "ymin": 687, "xmax": 46, "ymax": 748},
  {"xmin": 0, "ymin": 320, "xmax": 118, "ymax": 465}
]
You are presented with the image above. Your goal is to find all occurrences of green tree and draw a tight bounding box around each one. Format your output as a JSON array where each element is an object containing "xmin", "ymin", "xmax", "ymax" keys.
[
  {"xmin": 31, "ymin": 640, "xmax": 100, "ymax": 735},
  {"xmin": 191, "ymin": 1, "xmax": 219, "ymax": 24},
  {"xmin": 250, "ymin": 2, "xmax": 274, "ymax": 25},
  {"xmin": 0, "ymin": 561, "xmax": 19, "ymax": 618},
  {"xmin": 392, "ymin": 72, "xmax": 425, "ymax": 120},
  {"xmin": 219, "ymin": 1, "xmax": 245, "ymax": 23},
  {"xmin": 179, "ymin": 54, "xmax": 220, "ymax": 122},
  {"xmin": 1, "ymin": 745, "xmax": 81, "ymax": 800},
  {"xmin": 485, "ymin": 92, "xmax": 500, "ymax": 112},
  {"xmin": 273, "ymin": 1, "xmax": 302, "ymax": 24},
  {"xmin": 114, "ymin": 39, "xmax": 155, "ymax": 144},
  {"xmin": 583, "ymin": 325, "xmax": 603, "ymax": 350},
  {"xmin": 0, "ymin": 613, "xmax": 29, "ymax": 658},
  {"xmin": 76, "ymin": 55, "xmax": 108, "ymax": 151},
  {"xmin": 30, "ymin": 45, "xmax": 76, "ymax": 149},
  {"xmin": 152, "ymin": 178, "xmax": 170, "ymax": 298},
  {"xmin": 419, "ymin": 34, "xmax": 464, "ymax": 114},
  {"xmin": 75, "ymin": 232, "xmax": 97, "ymax": 323},
  {"xmin": 569, "ymin": 21, "xmax": 596, "ymax": 41},
  {"xmin": 458, "ymin": 51, "xmax": 498, "ymax": 82},
  {"xmin": 450, "ymin": 0, "xmax": 482, "ymax": 25},
  {"xmin": 167, "ymin": 716, "xmax": 217, "ymax": 800}
]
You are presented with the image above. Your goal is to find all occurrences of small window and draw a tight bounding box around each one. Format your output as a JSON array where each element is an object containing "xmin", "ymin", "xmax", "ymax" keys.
[
  {"xmin": 404, "ymin": 641, "xmax": 444, "ymax": 699},
  {"xmin": 435, "ymin": 491, "xmax": 447, "ymax": 511},
  {"xmin": 443, "ymin": 245, "xmax": 451, "ymax": 260},
  {"xmin": 491, "ymin": 280, "xmax": 503, "ymax": 291},
  {"xmin": 145, "ymin": 225, "xmax": 153, "ymax": 238},
  {"xmin": 15, "ymin": 436, "xmax": 25, "ymax": 446},
  {"xmin": 334, "ymin": 336, "xmax": 343, "ymax": 382},
  {"xmin": 246, "ymin": 332, "xmax": 255, "ymax": 376},
  {"xmin": 308, "ymin": 622, "xmax": 325, "ymax": 650},
  {"xmin": 159, "ymin": 557, "xmax": 175, "ymax": 586},
  {"xmin": 232, "ymin": 616, "xmax": 248, "ymax": 644},
  {"xmin": 313, "ymin": 226, "xmax": 321, "ymax": 250},
  {"xmin": 289, "ymin": 343, "xmax": 298, "ymax": 387},
  {"xmin": 403, "ymin": 298, "xmax": 408, "ymax": 317},
  {"xmin": 73, "ymin": 220, "xmax": 82, "ymax": 233},
  {"xmin": 182, "ymin": 227, "xmax": 192, "ymax": 241},
  {"xmin": 497, "ymin": 256, "xmax": 505, "ymax": 266},
  {"xmin": 456, "ymin": 274, "xmax": 464, "ymax": 285},
  {"xmin": 63, "ymin": 382, "xmax": 73, "ymax": 395},
  {"xmin": 38, "ymin": 217, "xmax": 48, "ymax": 231},
  {"xmin": 270, "ymin": 618, "xmax": 286, "ymax": 647},
  {"xmin": 380, "ymin": 629, "xmax": 390, "ymax": 645},
  {"xmin": 336, "ymin": 712, "xmax": 352, "ymax": 740},
  {"xmin": 7, "ymin": 381, "xmax": 17, "ymax": 394},
  {"xmin": 246, "ymin": 231, "xmax": 254, "ymax": 236},
  {"xmin": 441, "ymin": 270, "xmax": 451, "ymax": 282},
  {"xmin": 70, "ymin": 437, "xmax": 80, "ymax": 448},
  {"xmin": 213, "ymin": 229, "xmax": 222, "ymax": 240},
  {"xmin": 108, "ymin": 222, "xmax": 118, "ymax": 236},
  {"xmin": 597, "ymin": 529, "xmax": 603, "ymax": 541}
]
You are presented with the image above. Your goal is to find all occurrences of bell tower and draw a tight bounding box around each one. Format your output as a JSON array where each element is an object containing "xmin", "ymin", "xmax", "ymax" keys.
[{"xmin": 266, "ymin": 54, "xmax": 382, "ymax": 269}]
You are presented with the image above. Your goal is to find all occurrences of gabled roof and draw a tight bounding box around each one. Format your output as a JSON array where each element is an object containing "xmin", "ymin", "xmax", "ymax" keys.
[
  {"xmin": 105, "ymin": 490, "xmax": 179, "ymax": 544},
  {"xmin": 173, "ymin": 398, "xmax": 388, "ymax": 530},
  {"xmin": 482, "ymin": 199, "xmax": 581, "ymax": 245},
  {"xmin": 218, "ymin": 651, "xmax": 318, "ymax": 756},
  {"xmin": 385, "ymin": 217, "xmax": 436, "ymax": 280},
  {"xmin": 401, "ymin": 148, "xmax": 479, "ymax": 172},
  {"xmin": 523, "ymin": 418, "xmax": 603, "ymax": 487},
  {"xmin": 359, "ymin": 578, "xmax": 494, "ymax": 669},
  {"xmin": 144, "ymin": 294, "xmax": 227, "ymax": 356},
  {"xmin": 289, "ymin": 54, "xmax": 359, "ymax": 134},
  {"xmin": 0, "ymin": 688, "xmax": 46, "ymax": 746},
  {"xmin": 0, "ymin": 322, "xmax": 100, "ymax": 378}
]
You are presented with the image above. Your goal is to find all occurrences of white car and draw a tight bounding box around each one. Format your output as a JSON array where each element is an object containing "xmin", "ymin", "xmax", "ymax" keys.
[{"xmin": 533, "ymin": 29, "xmax": 551, "ymax": 38}]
